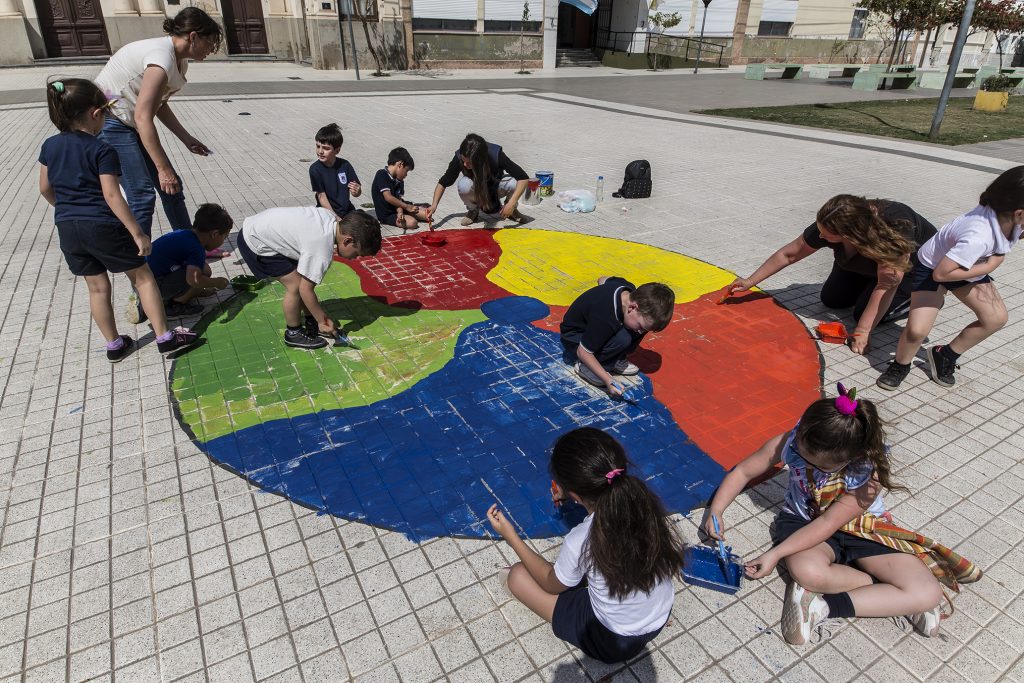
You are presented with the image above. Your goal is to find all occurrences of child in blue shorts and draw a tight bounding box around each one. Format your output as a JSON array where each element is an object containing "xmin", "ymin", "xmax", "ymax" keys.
[
  {"xmin": 370, "ymin": 147, "xmax": 431, "ymax": 231},
  {"xmin": 39, "ymin": 78, "xmax": 198, "ymax": 362}
]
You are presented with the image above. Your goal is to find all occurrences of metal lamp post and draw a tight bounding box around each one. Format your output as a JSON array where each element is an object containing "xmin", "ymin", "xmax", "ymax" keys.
[{"xmin": 693, "ymin": 0, "xmax": 711, "ymax": 74}]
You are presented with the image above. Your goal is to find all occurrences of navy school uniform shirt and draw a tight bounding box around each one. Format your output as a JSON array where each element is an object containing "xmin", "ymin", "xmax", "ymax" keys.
[
  {"xmin": 371, "ymin": 168, "xmax": 405, "ymax": 225},
  {"xmin": 147, "ymin": 229, "xmax": 206, "ymax": 278},
  {"xmin": 560, "ymin": 277, "xmax": 640, "ymax": 354},
  {"xmin": 310, "ymin": 158, "xmax": 359, "ymax": 216},
  {"xmin": 38, "ymin": 131, "xmax": 121, "ymax": 224}
]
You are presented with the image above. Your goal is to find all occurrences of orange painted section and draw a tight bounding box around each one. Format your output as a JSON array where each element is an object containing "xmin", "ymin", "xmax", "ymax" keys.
[{"xmin": 535, "ymin": 291, "xmax": 822, "ymax": 471}]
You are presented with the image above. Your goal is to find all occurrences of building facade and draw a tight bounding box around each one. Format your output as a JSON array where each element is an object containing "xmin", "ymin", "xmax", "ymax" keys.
[{"xmin": 0, "ymin": 0, "xmax": 1020, "ymax": 69}]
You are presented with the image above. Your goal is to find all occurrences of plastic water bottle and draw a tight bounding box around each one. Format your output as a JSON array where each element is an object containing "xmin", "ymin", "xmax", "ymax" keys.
[{"xmin": 596, "ymin": 176, "xmax": 604, "ymax": 202}]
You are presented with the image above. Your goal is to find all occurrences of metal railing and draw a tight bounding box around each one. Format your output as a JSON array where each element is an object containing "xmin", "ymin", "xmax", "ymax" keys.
[{"xmin": 594, "ymin": 29, "xmax": 726, "ymax": 67}]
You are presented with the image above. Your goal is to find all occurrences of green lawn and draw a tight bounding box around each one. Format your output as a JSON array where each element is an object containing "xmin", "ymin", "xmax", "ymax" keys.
[{"xmin": 698, "ymin": 96, "xmax": 1024, "ymax": 145}]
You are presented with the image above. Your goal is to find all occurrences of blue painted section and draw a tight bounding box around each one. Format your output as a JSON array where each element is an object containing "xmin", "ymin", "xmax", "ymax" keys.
[{"xmin": 202, "ymin": 296, "xmax": 724, "ymax": 542}]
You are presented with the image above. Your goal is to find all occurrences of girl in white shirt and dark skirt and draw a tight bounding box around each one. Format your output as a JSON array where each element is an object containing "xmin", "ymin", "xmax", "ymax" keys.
[{"xmin": 486, "ymin": 427, "xmax": 684, "ymax": 663}]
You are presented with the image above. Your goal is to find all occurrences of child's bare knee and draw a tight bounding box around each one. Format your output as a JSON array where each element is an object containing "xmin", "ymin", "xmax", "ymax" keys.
[
  {"xmin": 987, "ymin": 310, "xmax": 1009, "ymax": 331},
  {"xmin": 85, "ymin": 275, "xmax": 111, "ymax": 295},
  {"xmin": 903, "ymin": 325, "xmax": 929, "ymax": 346},
  {"xmin": 787, "ymin": 561, "xmax": 826, "ymax": 591}
]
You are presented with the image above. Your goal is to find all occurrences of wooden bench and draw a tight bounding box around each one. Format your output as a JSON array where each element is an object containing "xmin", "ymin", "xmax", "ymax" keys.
[
  {"xmin": 744, "ymin": 63, "xmax": 804, "ymax": 80},
  {"xmin": 806, "ymin": 64, "xmax": 865, "ymax": 79},
  {"xmin": 918, "ymin": 70, "xmax": 976, "ymax": 89},
  {"xmin": 852, "ymin": 70, "xmax": 919, "ymax": 91}
]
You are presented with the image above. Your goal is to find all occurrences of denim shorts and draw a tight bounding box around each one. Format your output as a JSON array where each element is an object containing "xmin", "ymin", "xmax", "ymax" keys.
[
  {"xmin": 910, "ymin": 260, "xmax": 991, "ymax": 292},
  {"xmin": 56, "ymin": 220, "xmax": 146, "ymax": 276}
]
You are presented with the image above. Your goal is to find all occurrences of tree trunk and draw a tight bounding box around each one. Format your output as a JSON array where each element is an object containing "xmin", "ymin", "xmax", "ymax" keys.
[
  {"xmin": 887, "ymin": 29, "xmax": 901, "ymax": 71},
  {"xmin": 351, "ymin": 0, "xmax": 385, "ymax": 74},
  {"xmin": 730, "ymin": 0, "xmax": 751, "ymax": 65},
  {"xmin": 918, "ymin": 26, "xmax": 931, "ymax": 67},
  {"xmin": 399, "ymin": 0, "xmax": 414, "ymax": 68}
]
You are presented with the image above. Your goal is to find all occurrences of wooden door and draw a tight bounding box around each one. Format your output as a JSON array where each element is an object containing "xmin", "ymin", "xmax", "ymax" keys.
[
  {"xmin": 35, "ymin": 0, "xmax": 111, "ymax": 57},
  {"xmin": 223, "ymin": 0, "xmax": 269, "ymax": 54}
]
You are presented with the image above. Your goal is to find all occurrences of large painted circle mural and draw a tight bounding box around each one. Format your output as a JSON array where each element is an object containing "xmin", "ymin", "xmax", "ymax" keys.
[{"xmin": 171, "ymin": 229, "xmax": 821, "ymax": 541}]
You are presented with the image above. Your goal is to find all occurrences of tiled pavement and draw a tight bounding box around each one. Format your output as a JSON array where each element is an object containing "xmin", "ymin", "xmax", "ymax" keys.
[{"xmin": 1, "ymin": 65, "xmax": 1024, "ymax": 682}]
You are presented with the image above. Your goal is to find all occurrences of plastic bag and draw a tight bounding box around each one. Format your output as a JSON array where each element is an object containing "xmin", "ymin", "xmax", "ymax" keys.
[{"xmin": 556, "ymin": 189, "xmax": 597, "ymax": 214}]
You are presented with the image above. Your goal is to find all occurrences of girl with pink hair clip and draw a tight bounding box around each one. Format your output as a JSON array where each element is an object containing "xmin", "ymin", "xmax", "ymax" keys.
[{"xmin": 704, "ymin": 385, "xmax": 981, "ymax": 645}]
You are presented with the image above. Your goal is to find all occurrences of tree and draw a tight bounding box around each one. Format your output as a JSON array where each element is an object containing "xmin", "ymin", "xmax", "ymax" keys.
[
  {"xmin": 857, "ymin": 0, "xmax": 947, "ymax": 69},
  {"xmin": 348, "ymin": 0, "xmax": 388, "ymax": 76},
  {"xmin": 517, "ymin": 0, "xmax": 532, "ymax": 74},
  {"xmin": 647, "ymin": 11, "xmax": 682, "ymax": 70},
  {"xmin": 970, "ymin": 0, "xmax": 1024, "ymax": 67}
]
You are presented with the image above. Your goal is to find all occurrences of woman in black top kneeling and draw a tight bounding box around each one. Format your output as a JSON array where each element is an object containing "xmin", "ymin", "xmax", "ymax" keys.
[
  {"xmin": 430, "ymin": 133, "xmax": 530, "ymax": 226},
  {"xmin": 728, "ymin": 195, "xmax": 937, "ymax": 355}
]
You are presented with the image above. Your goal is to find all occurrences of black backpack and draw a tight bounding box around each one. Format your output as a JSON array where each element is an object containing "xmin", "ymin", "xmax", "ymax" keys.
[{"xmin": 613, "ymin": 160, "xmax": 652, "ymax": 199}]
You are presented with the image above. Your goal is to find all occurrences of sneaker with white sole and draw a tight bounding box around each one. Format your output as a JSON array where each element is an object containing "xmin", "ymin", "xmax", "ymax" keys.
[
  {"xmin": 460, "ymin": 209, "xmax": 479, "ymax": 226},
  {"xmin": 126, "ymin": 291, "xmax": 146, "ymax": 324},
  {"xmin": 574, "ymin": 362, "xmax": 604, "ymax": 387},
  {"xmin": 909, "ymin": 605, "xmax": 941, "ymax": 638},
  {"xmin": 157, "ymin": 327, "xmax": 200, "ymax": 355},
  {"xmin": 927, "ymin": 345, "xmax": 958, "ymax": 388},
  {"xmin": 781, "ymin": 581, "xmax": 830, "ymax": 645},
  {"xmin": 285, "ymin": 327, "xmax": 328, "ymax": 350},
  {"xmin": 612, "ymin": 359, "xmax": 640, "ymax": 375}
]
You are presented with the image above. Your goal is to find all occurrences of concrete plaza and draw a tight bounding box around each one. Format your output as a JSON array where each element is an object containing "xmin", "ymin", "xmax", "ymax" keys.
[{"xmin": 1, "ymin": 64, "xmax": 1022, "ymax": 682}]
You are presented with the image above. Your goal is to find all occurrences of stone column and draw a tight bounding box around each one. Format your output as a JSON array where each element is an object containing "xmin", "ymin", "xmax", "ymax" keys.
[
  {"xmin": 542, "ymin": 0, "xmax": 556, "ymax": 69},
  {"xmin": 0, "ymin": 0, "xmax": 21, "ymax": 17},
  {"xmin": 111, "ymin": 0, "xmax": 139, "ymax": 14}
]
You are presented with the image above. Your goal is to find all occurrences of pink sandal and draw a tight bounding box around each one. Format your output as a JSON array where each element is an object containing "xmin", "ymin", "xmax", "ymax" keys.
[{"xmin": 206, "ymin": 248, "xmax": 231, "ymax": 259}]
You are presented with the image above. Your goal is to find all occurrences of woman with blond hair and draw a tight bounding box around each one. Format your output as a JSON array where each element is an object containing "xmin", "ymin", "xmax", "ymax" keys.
[{"xmin": 727, "ymin": 196, "xmax": 936, "ymax": 354}]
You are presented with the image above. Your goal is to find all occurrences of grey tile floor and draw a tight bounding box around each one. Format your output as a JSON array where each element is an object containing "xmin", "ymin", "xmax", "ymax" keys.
[{"xmin": 1, "ymin": 68, "xmax": 1022, "ymax": 682}]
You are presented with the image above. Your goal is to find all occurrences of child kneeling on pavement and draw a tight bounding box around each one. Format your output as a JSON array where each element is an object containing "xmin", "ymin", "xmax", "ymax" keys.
[
  {"xmin": 130, "ymin": 203, "xmax": 234, "ymax": 322},
  {"xmin": 560, "ymin": 276, "xmax": 674, "ymax": 397},
  {"xmin": 237, "ymin": 206, "xmax": 382, "ymax": 350}
]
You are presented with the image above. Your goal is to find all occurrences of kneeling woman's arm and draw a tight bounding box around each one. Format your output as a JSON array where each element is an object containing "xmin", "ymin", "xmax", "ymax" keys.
[{"xmin": 487, "ymin": 504, "xmax": 569, "ymax": 594}]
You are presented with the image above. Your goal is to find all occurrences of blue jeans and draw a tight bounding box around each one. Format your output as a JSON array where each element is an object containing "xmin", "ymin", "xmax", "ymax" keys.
[{"xmin": 100, "ymin": 116, "xmax": 192, "ymax": 236}]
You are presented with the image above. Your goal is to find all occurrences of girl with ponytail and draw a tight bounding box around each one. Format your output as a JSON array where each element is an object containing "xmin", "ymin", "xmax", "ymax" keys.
[
  {"xmin": 486, "ymin": 427, "xmax": 683, "ymax": 664},
  {"xmin": 706, "ymin": 386, "xmax": 979, "ymax": 646},
  {"xmin": 877, "ymin": 166, "xmax": 1024, "ymax": 390}
]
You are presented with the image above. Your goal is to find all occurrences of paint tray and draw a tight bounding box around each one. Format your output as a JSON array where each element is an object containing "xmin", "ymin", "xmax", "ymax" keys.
[
  {"xmin": 682, "ymin": 545, "xmax": 743, "ymax": 594},
  {"xmin": 231, "ymin": 274, "xmax": 268, "ymax": 291},
  {"xmin": 816, "ymin": 321, "xmax": 849, "ymax": 344}
]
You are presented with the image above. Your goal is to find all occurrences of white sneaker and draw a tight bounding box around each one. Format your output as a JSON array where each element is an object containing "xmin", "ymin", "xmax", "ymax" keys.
[
  {"xmin": 781, "ymin": 581, "xmax": 829, "ymax": 645},
  {"xmin": 612, "ymin": 359, "xmax": 640, "ymax": 375},
  {"xmin": 125, "ymin": 291, "xmax": 146, "ymax": 324},
  {"xmin": 909, "ymin": 605, "xmax": 941, "ymax": 638},
  {"xmin": 460, "ymin": 209, "xmax": 479, "ymax": 226}
]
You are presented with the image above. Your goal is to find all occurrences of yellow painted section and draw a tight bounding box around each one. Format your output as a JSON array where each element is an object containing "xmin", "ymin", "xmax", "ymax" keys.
[
  {"xmin": 974, "ymin": 91, "xmax": 1008, "ymax": 112},
  {"xmin": 488, "ymin": 230, "xmax": 735, "ymax": 306}
]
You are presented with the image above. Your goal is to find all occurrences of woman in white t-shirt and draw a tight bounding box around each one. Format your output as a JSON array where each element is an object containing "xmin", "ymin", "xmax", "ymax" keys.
[
  {"xmin": 877, "ymin": 166, "xmax": 1024, "ymax": 390},
  {"xmin": 95, "ymin": 8, "xmax": 221, "ymax": 241},
  {"xmin": 486, "ymin": 427, "xmax": 684, "ymax": 664}
]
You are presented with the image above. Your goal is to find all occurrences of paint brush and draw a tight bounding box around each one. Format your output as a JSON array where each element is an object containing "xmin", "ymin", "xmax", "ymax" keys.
[
  {"xmin": 711, "ymin": 514, "xmax": 729, "ymax": 576},
  {"xmin": 716, "ymin": 289, "xmax": 733, "ymax": 305},
  {"xmin": 611, "ymin": 382, "xmax": 641, "ymax": 408}
]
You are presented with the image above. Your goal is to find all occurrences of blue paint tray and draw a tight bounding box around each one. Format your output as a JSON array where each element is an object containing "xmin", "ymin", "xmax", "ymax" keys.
[{"xmin": 682, "ymin": 545, "xmax": 743, "ymax": 594}]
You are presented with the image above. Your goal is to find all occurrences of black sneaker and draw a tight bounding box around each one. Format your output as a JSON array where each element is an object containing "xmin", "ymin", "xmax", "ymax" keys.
[
  {"xmin": 285, "ymin": 328, "xmax": 328, "ymax": 350},
  {"xmin": 876, "ymin": 361, "xmax": 911, "ymax": 391},
  {"xmin": 165, "ymin": 300, "xmax": 203, "ymax": 317},
  {"xmin": 304, "ymin": 316, "xmax": 333, "ymax": 340},
  {"xmin": 927, "ymin": 346, "xmax": 958, "ymax": 388},
  {"xmin": 157, "ymin": 327, "xmax": 200, "ymax": 355},
  {"xmin": 106, "ymin": 335, "xmax": 136, "ymax": 363}
]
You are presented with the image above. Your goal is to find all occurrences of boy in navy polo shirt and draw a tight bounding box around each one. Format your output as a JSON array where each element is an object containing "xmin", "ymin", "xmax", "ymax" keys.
[
  {"xmin": 560, "ymin": 277, "xmax": 675, "ymax": 397},
  {"xmin": 310, "ymin": 123, "xmax": 360, "ymax": 218},
  {"xmin": 130, "ymin": 203, "xmax": 234, "ymax": 321},
  {"xmin": 371, "ymin": 147, "xmax": 431, "ymax": 230}
]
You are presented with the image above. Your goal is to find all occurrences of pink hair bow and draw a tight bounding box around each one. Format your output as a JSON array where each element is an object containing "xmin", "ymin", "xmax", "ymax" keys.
[{"xmin": 605, "ymin": 468, "xmax": 624, "ymax": 484}]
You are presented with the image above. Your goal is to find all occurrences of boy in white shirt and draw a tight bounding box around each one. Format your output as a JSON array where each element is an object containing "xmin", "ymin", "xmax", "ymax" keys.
[
  {"xmin": 877, "ymin": 166, "xmax": 1024, "ymax": 390},
  {"xmin": 237, "ymin": 207, "xmax": 382, "ymax": 350}
]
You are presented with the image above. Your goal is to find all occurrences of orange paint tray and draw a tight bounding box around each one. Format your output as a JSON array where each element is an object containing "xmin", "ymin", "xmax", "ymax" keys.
[{"xmin": 816, "ymin": 321, "xmax": 849, "ymax": 344}]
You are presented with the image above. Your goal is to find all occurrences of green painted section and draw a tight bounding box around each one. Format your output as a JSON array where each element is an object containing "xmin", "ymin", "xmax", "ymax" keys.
[
  {"xmin": 171, "ymin": 266, "xmax": 485, "ymax": 443},
  {"xmin": 412, "ymin": 32, "xmax": 542, "ymax": 62}
]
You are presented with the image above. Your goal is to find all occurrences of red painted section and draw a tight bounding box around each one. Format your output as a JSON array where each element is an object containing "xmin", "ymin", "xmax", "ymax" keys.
[
  {"xmin": 536, "ymin": 292, "xmax": 821, "ymax": 471},
  {"xmin": 346, "ymin": 230, "xmax": 512, "ymax": 310}
]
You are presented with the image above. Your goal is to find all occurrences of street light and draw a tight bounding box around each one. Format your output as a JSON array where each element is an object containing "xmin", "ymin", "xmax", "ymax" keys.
[{"xmin": 693, "ymin": 0, "xmax": 711, "ymax": 74}]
